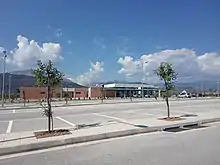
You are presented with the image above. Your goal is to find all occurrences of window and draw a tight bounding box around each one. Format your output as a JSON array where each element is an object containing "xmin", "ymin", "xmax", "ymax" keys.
[
  {"xmin": 40, "ymin": 92, "xmax": 46, "ymax": 94},
  {"xmin": 76, "ymin": 92, "xmax": 81, "ymax": 94}
]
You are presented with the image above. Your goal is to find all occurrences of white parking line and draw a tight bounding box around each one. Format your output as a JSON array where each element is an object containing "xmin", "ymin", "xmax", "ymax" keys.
[
  {"xmin": 56, "ymin": 117, "xmax": 76, "ymax": 127},
  {"xmin": 127, "ymin": 111, "xmax": 161, "ymax": 117},
  {"xmin": 93, "ymin": 113, "xmax": 134, "ymax": 125},
  {"xmin": 6, "ymin": 120, "xmax": 13, "ymax": 133}
]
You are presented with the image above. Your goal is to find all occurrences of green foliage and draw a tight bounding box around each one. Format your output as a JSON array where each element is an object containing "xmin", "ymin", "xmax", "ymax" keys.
[
  {"xmin": 31, "ymin": 60, "xmax": 64, "ymax": 87},
  {"xmin": 155, "ymin": 62, "xmax": 177, "ymax": 91},
  {"xmin": 155, "ymin": 62, "xmax": 177, "ymax": 118},
  {"xmin": 31, "ymin": 60, "xmax": 64, "ymax": 132}
]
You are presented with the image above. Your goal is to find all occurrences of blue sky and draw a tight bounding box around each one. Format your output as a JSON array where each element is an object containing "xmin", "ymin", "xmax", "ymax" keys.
[{"xmin": 0, "ymin": 0, "xmax": 219, "ymax": 84}]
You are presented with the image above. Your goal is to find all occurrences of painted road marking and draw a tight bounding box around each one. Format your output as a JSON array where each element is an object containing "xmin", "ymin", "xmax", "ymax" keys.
[
  {"xmin": 13, "ymin": 110, "xmax": 16, "ymax": 113},
  {"xmin": 56, "ymin": 117, "xmax": 76, "ymax": 127},
  {"xmin": 93, "ymin": 113, "xmax": 134, "ymax": 125},
  {"xmin": 127, "ymin": 111, "xmax": 161, "ymax": 117},
  {"xmin": 6, "ymin": 120, "xmax": 13, "ymax": 133}
]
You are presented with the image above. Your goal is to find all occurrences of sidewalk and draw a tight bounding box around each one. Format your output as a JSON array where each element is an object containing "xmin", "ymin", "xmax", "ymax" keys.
[{"xmin": 0, "ymin": 110, "xmax": 219, "ymax": 156}]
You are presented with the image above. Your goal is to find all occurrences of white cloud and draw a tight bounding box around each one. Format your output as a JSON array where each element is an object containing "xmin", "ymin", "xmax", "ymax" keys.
[
  {"xmin": 0, "ymin": 47, "xmax": 6, "ymax": 63},
  {"xmin": 68, "ymin": 61, "xmax": 104, "ymax": 85},
  {"xmin": 117, "ymin": 48, "xmax": 220, "ymax": 83},
  {"xmin": 54, "ymin": 28, "xmax": 63, "ymax": 37},
  {"xmin": 6, "ymin": 35, "xmax": 63, "ymax": 69},
  {"xmin": 198, "ymin": 52, "xmax": 220, "ymax": 75},
  {"xmin": 0, "ymin": 47, "xmax": 5, "ymax": 53},
  {"xmin": 93, "ymin": 37, "xmax": 106, "ymax": 49}
]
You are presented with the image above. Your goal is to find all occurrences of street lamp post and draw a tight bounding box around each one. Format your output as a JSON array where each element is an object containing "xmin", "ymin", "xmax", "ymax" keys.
[
  {"xmin": 1, "ymin": 50, "xmax": 7, "ymax": 107},
  {"xmin": 217, "ymin": 81, "xmax": 220, "ymax": 97},
  {"xmin": 8, "ymin": 74, "xmax": 11, "ymax": 103},
  {"xmin": 141, "ymin": 60, "xmax": 148, "ymax": 98},
  {"xmin": 201, "ymin": 80, "xmax": 204, "ymax": 97}
]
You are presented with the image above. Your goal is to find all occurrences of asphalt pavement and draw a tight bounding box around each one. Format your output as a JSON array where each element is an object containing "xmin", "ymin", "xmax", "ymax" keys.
[
  {"xmin": 0, "ymin": 121, "xmax": 219, "ymax": 165},
  {"xmin": 0, "ymin": 98, "xmax": 219, "ymax": 134}
]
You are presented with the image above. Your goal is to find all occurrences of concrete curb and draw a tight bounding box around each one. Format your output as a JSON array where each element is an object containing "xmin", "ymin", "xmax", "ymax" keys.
[{"xmin": 0, "ymin": 117, "xmax": 220, "ymax": 156}]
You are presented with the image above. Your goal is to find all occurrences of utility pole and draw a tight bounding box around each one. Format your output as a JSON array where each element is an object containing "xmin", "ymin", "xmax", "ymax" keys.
[
  {"xmin": 217, "ymin": 81, "xmax": 220, "ymax": 97},
  {"xmin": 8, "ymin": 74, "xmax": 11, "ymax": 103},
  {"xmin": 141, "ymin": 60, "xmax": 148, "ymax": 98},
  {"xmin": 201, "ymin": 80, "xmax": 204, "ymax": 97},
  {"xmin": 1, "ymin": 50, "xmax": 7, "ymax": 107}
]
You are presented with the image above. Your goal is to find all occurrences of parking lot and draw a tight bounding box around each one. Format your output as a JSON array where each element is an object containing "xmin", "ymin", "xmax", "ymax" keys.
[{"xmin": 0, "ymin": 98, "xmax": 219, "ymax": 134}]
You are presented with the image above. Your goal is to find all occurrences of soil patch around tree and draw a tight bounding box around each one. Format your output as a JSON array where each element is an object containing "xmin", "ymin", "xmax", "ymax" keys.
[
  {"xmin": 158, "ymin": 116, "xmax": 185, "ymax": 121},
  {"xmin": 34, "ymin": 129, "xmax": 71, "ymax": 139}
]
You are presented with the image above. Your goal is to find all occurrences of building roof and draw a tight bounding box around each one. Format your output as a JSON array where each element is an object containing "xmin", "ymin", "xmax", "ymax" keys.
[{"xmin": 104, "ymin": 83, "xmax": 160, "ymax": 89}]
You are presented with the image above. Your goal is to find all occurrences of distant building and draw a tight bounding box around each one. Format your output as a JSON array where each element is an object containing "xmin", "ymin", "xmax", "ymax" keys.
[
  {"xmin": 20, "ymin": 87, "xmax": 62, "ymax": 100},
  {"xmin": 19, "ymin": 82, "xmax": 161, "ymax": 100},
  {"xmin": 20, "ymin": 86, "xmax": 116, "ymax": 100},
  {"xmin": 104, "ymin": 83, "xmax": 161, "ymax": 97}
]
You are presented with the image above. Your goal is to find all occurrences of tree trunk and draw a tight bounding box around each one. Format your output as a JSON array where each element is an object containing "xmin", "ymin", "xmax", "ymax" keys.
[
  {"xmin": 165, "ymin": 96, "xmax": 170, "ymax": 118},
  {"xmin": 47, "ymin": 85, "xmax": 51, "ymax": 132},
  {"xmin": 164, "ymin": 81, "xmax": 170, "ymax": 118},
  {"xmin": 101, "ymin": 88, "xmax": 103, "ymax": 104},
  {"xmin": 51, "ymin": 115, "xmax": 54, "ymax": 131},
  {"xmin": 23, "ymin": 91, "xmax": 26, "ymax": 107},
  {"xmin": 165, "ymin": 88, "xmax": 170, "ymax": 118},
  {"xmin": 66, "ymin": 89, "xmax": 68, "ymax": 104}
]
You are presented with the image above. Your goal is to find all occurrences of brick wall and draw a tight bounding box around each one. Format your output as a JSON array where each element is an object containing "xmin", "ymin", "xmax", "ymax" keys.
[
  {"xmin": 20, "ymin": 87, "xmax": 61, "ymax": 100},
  {"xmin": 88, "ymin": 87, "xmax": 102, "ymax": 98},
  {"xmin": 20, "ymin": 86, "xmax": 116, "ymax": 100},
  {"xmin": 74, "ymin": 88, "xmax": 88, "ymax": 98},
  {"xmin": 105, "ymin": 90, "xmax": 116, "ymax": 97}
]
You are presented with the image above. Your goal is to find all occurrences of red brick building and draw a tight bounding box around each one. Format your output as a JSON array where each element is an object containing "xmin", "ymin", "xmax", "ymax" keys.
[
  {"xmin": 20, "ymin": 87, "xmax": 116, "ymax": 100},
  {"xmin": 74, "ymin": 88, "xmax": 88, "ymax": 98},
  {"xmin": 20, "ymin": 87, "xmax": 62, "ymax": 100}
]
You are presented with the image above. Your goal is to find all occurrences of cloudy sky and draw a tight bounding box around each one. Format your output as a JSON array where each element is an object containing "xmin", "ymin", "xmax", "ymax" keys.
[{"xmin": 0, "ymin": 0, "xmax": 219, "ymax": 85}]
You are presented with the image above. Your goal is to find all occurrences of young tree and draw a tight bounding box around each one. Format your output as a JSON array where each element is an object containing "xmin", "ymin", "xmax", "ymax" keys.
[
  {"xmin": 32, "ymin": 60, "xmax": 64, "ymax": 132},
  {"xmin": 155, "ymin": 62, "xmax": 177, "ymax": 118}
]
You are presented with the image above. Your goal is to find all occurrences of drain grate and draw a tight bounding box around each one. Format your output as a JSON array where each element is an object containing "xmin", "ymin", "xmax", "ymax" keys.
[
  {"xmin": 163, "ymin": 124, "xmax": 209, "ymax": 133},
  {"xmin": 181, "ymin": 114, "xmax": 198, "ymax": 117},
  {"xmin": 163, "ymin": 127, "xmax": 188, "ymax": 133},
  {"xmin": 134, "ymin": 124, "xmax": 148, "ymax": 128},
  {"xmin": 183, "ymin": 124, "xmax": 208, "ymax": 129}
]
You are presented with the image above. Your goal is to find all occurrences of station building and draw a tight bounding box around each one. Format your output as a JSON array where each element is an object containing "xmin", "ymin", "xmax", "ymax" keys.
[
  {"xmin": 103, "ymin": 83, "xmax": 161, "ymax": 98},
  {"xmin": 19, "ymin": 83, "xmax": 161, "ymax": 100}
]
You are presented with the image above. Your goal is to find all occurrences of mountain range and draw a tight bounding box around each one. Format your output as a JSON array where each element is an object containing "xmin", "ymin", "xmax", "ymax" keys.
[{"xmin": 0, "ymin": 70, "xmax": 86, "ymax": 93}]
